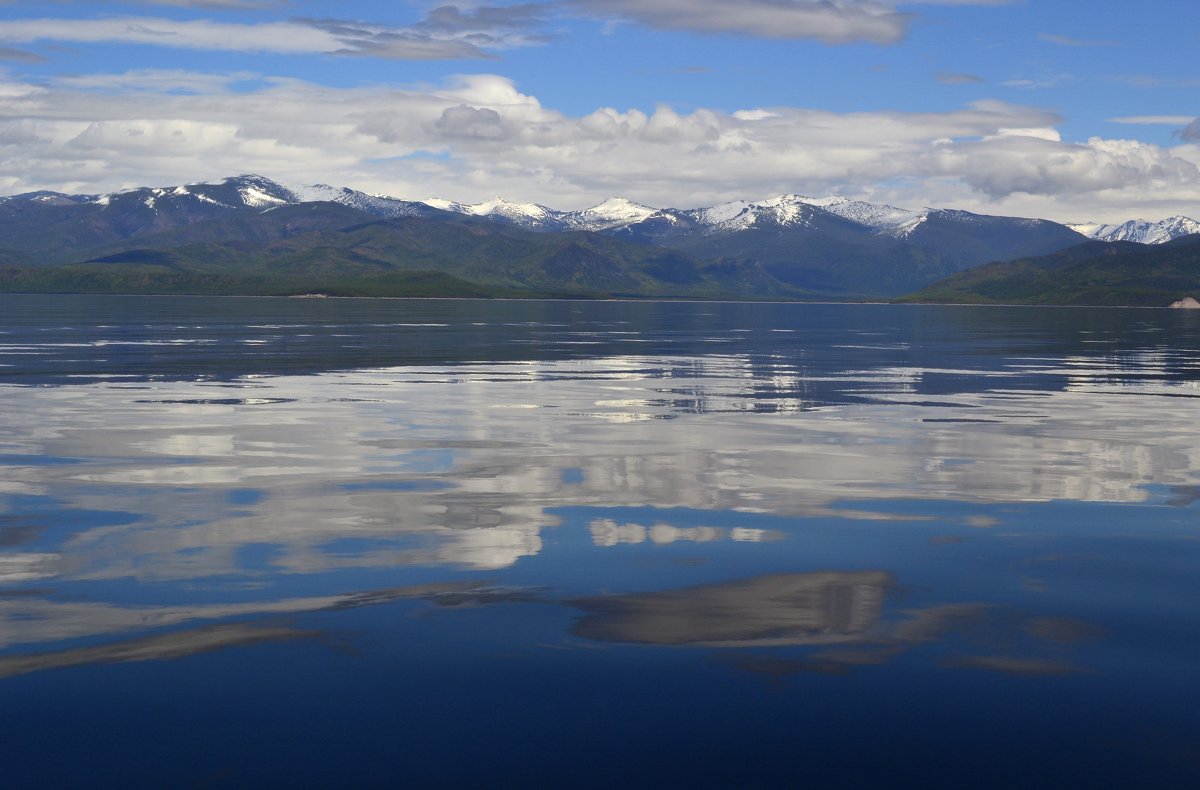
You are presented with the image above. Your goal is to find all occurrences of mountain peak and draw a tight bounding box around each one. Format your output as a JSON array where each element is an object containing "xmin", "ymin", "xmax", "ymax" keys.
[
  {"xmin": 577, "ymin": 197, "xmax": 658, "ymax": 222},
  {"xmin": 589, "ymin": 196, "xmax": 650, "ymax": 211},
  {"xmin": 0, "ymin": 190, "xmax": 87, "ymax": 206},
  {"xmin": 470, "ymin": 197, "xmax": 554, "ymax": 220},
  {"xmin": 221, "ymin": 173, "xmax": 278, "ymax": 185}
]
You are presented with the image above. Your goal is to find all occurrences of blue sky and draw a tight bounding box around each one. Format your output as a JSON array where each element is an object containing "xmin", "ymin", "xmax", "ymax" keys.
[{"xmin": 0, "ymin": 1, "xmax": 1196, "ymax": 222}]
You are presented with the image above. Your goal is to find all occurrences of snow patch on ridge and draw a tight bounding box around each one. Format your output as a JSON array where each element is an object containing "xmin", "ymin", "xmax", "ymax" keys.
[
  {"xmin": 420, "ymin": 195, "xmax": 560, "ymax": 229},
  {"xmin": 695, "ymin": 200, "xmax": 755, "ymax": 228},
  {"xmin": 239, "ymin": 185, "xmax": 289, "ymax": 209},
  {"xmin": 679, "ymin": 194, "xmax": 923, "ymax": 235},
  {"xmin": 288, "ymin": 183, "xmax": 426, "ymax": 217}
]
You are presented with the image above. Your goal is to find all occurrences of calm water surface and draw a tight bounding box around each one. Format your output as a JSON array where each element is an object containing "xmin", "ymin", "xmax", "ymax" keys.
[{"xmin": 1, "ymin": 295, "xmax": 1198, "ymax": 787}]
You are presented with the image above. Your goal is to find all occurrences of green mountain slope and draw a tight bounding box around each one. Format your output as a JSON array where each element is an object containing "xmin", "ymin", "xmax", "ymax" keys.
[
  {"xmin": 0, "ymin": 212, "xmax": 808, "ymax": 299},
  {"xmin": 908, "ymin": 236, "xmax": 1200, "ymax": 306}
]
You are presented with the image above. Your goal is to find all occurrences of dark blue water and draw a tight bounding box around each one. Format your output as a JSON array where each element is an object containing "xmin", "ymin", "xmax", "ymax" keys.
[{"xmin": 1, "ymin": 295, "xmax": 1198, "ymax": 788}]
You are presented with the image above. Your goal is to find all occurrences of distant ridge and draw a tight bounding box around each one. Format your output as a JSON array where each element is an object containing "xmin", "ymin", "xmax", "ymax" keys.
[
  {"xmin": 1067, "ymin": 216, "xmax": 1200, "ymax": 245},
  {"xmin": 3, "ymin": 173, "xmax": 1191, "ymax": 247},
  {"xmin": 2, "ymin": 173, "xmax": 1187, "ymax": 302}
]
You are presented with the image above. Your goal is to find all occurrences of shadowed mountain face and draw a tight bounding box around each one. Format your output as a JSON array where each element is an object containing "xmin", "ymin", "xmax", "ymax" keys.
[
  {"xmin": 0, "ymin": 174, "xmax": 1091, "ymax": 299},
  {"xmin": 613, "ymin": 205, "xmax": 1088, "ymax": 297}
]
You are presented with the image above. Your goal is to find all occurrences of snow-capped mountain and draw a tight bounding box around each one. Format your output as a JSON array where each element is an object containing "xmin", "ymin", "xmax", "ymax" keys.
[
  {"xmin": 87, "ymin": 173, "xmax": 298, "ymax": 212},
  {"xmin": 288, "ymin": 183, "xmax": 431, "ymax": 218},
  {"xmin": 789, "ymin": 195, "xmax": 919, "ymax": 230},
  {"xmin": 0, "ymin": 190, "xmax": 90, "ymax": 207},
  {"xmin": 1068, "ymin": 216, "xmax": 1200, "ymax": 245},
  {"xmin": 0, "ymin": 173, "xmax": 1118, "ymax": 298},
  {"xmin": 558, "ymin": 198, "xmax": 659, "ymax": 231},
  {"xmin": 421, "ymin": 196, "xmax": 563, "ymax": 230},
  {"xmin": 695, "ymin": 194, "xmax": 918, "ymax": 232},
  {"xmin": 2, "ymin": 174, "xmax": 420, "ymax": 219},
  {"xmin": 6, "ymin": 174, "xmax": 1191, "ymax": 250},
  {"xmin": 419, "ymin": 191, "xmax": 928, "ymax": 237},
  {"xmin": 670, "ymin": 194, "xmax": 922, "ymax": 235}
]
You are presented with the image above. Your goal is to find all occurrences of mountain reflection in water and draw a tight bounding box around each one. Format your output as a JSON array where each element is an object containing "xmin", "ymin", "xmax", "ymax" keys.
[{"xmin": 571, "ymin": 572, "xmax": 892, "ymax": 647}]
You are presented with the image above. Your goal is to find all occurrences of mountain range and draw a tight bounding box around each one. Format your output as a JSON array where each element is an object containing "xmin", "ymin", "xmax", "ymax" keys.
[
  {"xmin": 1067, "ymin": 216, "xmax": 1200, "ymax": 245},
  {"xmin": 1, "ymin": 174, "xmax": 1197, "ymax": 301}
]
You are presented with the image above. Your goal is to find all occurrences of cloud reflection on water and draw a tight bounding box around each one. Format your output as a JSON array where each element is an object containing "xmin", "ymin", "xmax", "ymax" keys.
[{"xmin": 0, "ymin": 350, "xmax": 1197, "ymax": 587}]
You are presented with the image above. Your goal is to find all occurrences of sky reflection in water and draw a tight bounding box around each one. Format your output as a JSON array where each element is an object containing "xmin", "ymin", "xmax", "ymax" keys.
[{"xmin": 0, "ymin": 296, "xmax": 1198, "ymax": 787}]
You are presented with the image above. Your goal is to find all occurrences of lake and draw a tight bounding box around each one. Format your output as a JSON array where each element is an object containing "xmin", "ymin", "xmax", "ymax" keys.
[{"xmin": 1, "ymin": 294, "xmax": 1197, "ymax": 787}]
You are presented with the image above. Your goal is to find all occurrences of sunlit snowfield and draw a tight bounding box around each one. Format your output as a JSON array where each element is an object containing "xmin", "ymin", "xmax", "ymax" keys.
[{"xmin": 1, "ymin": 295, "xmax": 1198, "ymax": 787}]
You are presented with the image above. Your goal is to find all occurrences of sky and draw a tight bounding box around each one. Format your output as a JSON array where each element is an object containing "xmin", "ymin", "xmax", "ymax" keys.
[{"xmin": 0, "ymin": 1, "xmax": 1196, "ymax": 222}]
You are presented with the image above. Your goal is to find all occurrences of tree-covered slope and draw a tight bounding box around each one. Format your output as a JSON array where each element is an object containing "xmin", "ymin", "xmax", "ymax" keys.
[
  {"xmin": 908, "ymin": 236, "xmax": 1200, "ymax": 306},
  {"xmin": 0, "ymin": 212, "xmax": 810, "ymax": 299}
]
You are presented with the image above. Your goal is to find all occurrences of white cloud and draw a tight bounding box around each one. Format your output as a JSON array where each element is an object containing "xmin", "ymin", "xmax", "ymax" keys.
[
  {"xmin": 572, "ymin": 0, "xmax": 911, "ymax": 44},
  {"xmin": 9, "ymin": 1, "xmax": 1017, "ymax": 52},
  {"xmin": 571, "ymin": 0, "xmax": 1015, "ymax": 44},
  {"xmin": 984, "ymin": 127, "xmax": 1061, "ymax": 142},
  {"xmin": 0, "ymin": 70, "xmax": 1197, "ymax": 222},
  {"xmin": 1001, "ymin": 73, "xmax": 1075, "ymax": 90},
  {"xmin": 0, "ymin": 9, "xmax": 548, "ymax": 60},
  {"xmin": 923, "ymin": 135, "xmax": 1198, "ymax": 199},
  {"xmin": 0, "ymin": 17, "xmax": 336, "ymax": 54},
  {"xmin": 1109, "ymin": 115, "xmax": 1196, "ymax": 125}
]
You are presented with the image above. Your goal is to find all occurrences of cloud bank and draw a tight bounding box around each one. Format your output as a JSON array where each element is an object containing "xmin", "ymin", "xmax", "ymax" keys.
[
  {"xmin": 0, "ymin": 70, "xmax": 1196, "ymax": 221},
  {"xmin": 0, "ymin": 1, "xmax": 1020, "ymax": 55}
]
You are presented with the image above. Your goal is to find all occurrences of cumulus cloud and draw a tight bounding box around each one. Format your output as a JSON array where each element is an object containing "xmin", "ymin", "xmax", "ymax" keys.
[
  {"xmin": 435, "ymin": 105, "xmax": 507, "ymax": 139},
  {"xmin": 1178, "ymin": 118, "xmax": 1200, "ymax": 142},
  {"xmin": 0, "ymin": 70, "xmax": 1197, "ymax": 221},
  {"xmin": 924, "ymin": 134, "xmax": 1199, "ymax": 198},
  {"xmin": 0, "ymin": 8, "xmax": 549, "ymax": 60}
]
